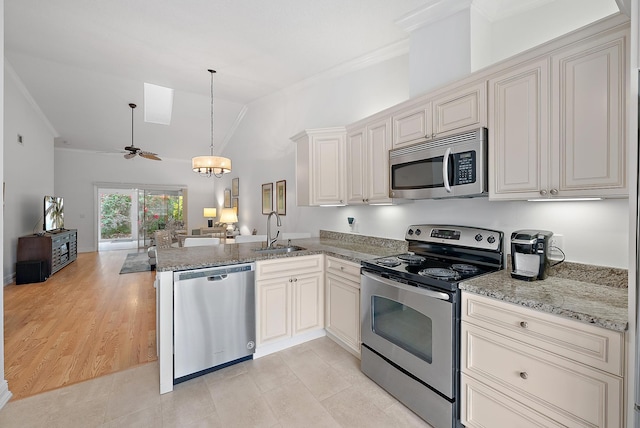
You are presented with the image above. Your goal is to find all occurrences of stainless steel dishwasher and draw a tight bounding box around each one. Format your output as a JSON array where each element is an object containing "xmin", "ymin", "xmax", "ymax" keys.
[{"xmin": 173, "ymin": 262, "xmax": 256, "ymax": 382}]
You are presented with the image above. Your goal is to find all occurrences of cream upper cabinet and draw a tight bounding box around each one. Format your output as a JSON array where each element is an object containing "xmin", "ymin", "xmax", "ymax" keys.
[
  {"xmin": 391, "ymin": 81, "xmax": 486, "ymax": 149},
  {"xmin": 391, "ymin": 100, "xmax": 431, "ymax": 148},
  {"xmin": 460, "ymin": 292, "xmax": 624, "ymax": 428},
  {"xmin": 490, "ymin": 26, "xmax": 628, "ymax": 200},
  {"xmin": 489, "ymin": 58, "xmax": 550, "ymax": 199},
  {"xmin": 346, "ymin": 117, "xmax": 394, "ymax": 204},
  {"xmin": 292, "ymin": 128, "xmax": 346, "ymax": 206},
  {"xmin": 325, "ymin": 257, "xmax": 361, "ymax": 356},
  {"xmin": 431, "ymin": 81, "xmax": 487, "ymax": 137},
  {"xmin": 256, "ymin": 255, "xmax": 324, "ymax": 347},
  {"xmin": 550, "ymin": 27, "xmax": 627, "ymax": 198}
]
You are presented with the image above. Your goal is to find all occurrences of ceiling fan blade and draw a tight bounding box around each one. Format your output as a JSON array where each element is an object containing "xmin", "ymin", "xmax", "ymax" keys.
[
  {"xmin": 140, "ymin": 151, "xmax": 161, "ymax": 161},
  {"xmin": 124, "ymin": 152, "xmax": 136, "ymax": 159}
]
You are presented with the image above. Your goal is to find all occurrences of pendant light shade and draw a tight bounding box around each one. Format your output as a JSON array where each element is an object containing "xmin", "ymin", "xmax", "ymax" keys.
[{"xmin": 192, "ymin": 69, "xmax": 231, "ymax": 177}]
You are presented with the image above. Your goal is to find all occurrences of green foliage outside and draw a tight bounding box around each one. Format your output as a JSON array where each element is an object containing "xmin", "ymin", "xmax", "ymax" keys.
[{"xmin": 100, "ymin": 193, "xmax": 132, "ymax": 239}]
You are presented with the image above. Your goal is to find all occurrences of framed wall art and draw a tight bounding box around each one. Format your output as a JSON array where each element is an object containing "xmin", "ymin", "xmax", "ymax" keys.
[
  {"xmin": 224, "ymin": 189, "xmax": 231, "ymax": 208},
  {"xmin": 262, "ymin": 183, "xmax": 273, "ymax": 214},
  {"xmin": 276, "ymin": 180, "xmax": 286, "ymax": 215},
  {"xmin": 232, "ymin": 177, "xmax": 239, "ymax": 197},
  {"xmin": 232, "ymin": 197, "xmax": 239, "ymax": 216}
]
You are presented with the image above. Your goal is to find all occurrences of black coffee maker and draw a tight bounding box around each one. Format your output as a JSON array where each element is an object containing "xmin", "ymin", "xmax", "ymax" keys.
[{"xmin": 510, "ymin": 230, "xmax": 553, "ymax": 281}]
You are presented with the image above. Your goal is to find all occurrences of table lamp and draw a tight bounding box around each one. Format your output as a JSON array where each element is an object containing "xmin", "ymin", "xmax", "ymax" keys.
[
  {"xmin": 203, "ymin": 208, "xmax": 217, "ymax": 227},
  {"xmin": 219, "ymin": 208, "xmax": 238, "ymax": 232}
]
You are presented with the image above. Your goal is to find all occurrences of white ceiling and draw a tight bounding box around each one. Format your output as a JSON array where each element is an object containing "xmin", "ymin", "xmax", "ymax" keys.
[{"xmin": 4, "ymin": 0, "xmax": 605, "ymax": 162}]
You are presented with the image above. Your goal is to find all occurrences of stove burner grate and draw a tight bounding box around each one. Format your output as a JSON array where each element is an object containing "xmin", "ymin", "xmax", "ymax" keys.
[
  {"xmin": 375, "ymin": 257, "xmax": 401, "ymax": 267},
  {"xmin": 397, "ymin": 254, "xmax": 426, "ymax": 265},
  {"xmin": 418, "ymin": 267, "xmax": 461, "ymax": 280},
  {"xmin": 451, "ymin": 263, "xmax": 481, "ymax": 274}
]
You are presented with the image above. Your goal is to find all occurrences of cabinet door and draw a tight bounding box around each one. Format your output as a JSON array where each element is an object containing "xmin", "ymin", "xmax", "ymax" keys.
[
  {"xmin": 312, "ymin": 133, "xmax": 345, "ymax": 205},
  {"xmin": 489, "ymin": 58, "xmax": 550, "ymax": 200},
  {"xmin": 292, "ymin": 272, "xmax": 323, "ymax": 335},
  {"xmin": 325, "ymin": 274, "xmax": 360, "ymax": 355},
  {"xmin": 257, "ymin": 279, "xmax": 291, "ymax": 345},
  {"xmin": 392, "ymin": 101, "xmax": 431, "ymax": 148},
  {"xmin": 432, "ymin": 81, "xmax": 486, "ymax": 137},
  {"xmin": 346, "ymin": 127, "xmax": 367, "ymax": 205},
  {"xmin": 366, "ymin": 117, "xmax": 392, "ymax": 203},
  {"xmin": 551, "ymin": 29, "xmax": 627, "ymax": 197}
]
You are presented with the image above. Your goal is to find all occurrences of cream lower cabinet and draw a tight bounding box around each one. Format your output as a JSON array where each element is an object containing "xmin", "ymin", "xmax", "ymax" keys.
[
  {"xmin": 256, "ymin": 255, "xmax": 324, "ymax": 347},
  {"xmin": 324, "ymin": 256, "xmax": 361, "ymax": 356},
  {"xmin": 460, "ymin": 292, "xmax": 624, "ymax": 428}
]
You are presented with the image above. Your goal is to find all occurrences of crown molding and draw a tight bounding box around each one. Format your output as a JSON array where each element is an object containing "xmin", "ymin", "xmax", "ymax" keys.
[{"xmin": 395, "ymin": 0, "xmax": 473, "ymax": 32}]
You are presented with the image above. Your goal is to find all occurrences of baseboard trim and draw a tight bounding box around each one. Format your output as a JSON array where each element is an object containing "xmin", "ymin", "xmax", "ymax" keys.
[
  {"xmin": 0, "ymin": 380, "xmax": 12, "ymax": 410},
  {"xmin": 325, "ymin": 330, "xmax": 361, "ymax": 359},
  {"xmin": 254, "ymin": 329, "xmax": 326, "ymax": 359}
]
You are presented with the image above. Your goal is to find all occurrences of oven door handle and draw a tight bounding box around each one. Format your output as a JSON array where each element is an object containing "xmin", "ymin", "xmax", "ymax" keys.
[
  {"xmin": 362, "ymin": 271, "xmax": 451, "ymax": 301},
  {"xmin": 442, "ymin": 147, "xmax": 452, "ymax": 193}
]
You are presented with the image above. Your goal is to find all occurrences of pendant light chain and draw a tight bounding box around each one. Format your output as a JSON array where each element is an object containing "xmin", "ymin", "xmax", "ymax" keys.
[
  {"xmin": 209, "ymin": 69, "xmax": 215, "ymax": 157},
  {"xmin": 191, "ymin": 68, "xmax": 231, "ymax": 177}
]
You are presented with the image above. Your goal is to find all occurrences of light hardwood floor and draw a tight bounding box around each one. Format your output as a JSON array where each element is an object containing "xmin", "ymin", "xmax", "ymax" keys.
[{"xmin": 4, "ymin": 250, "xmax": 157, "ymax": 401}]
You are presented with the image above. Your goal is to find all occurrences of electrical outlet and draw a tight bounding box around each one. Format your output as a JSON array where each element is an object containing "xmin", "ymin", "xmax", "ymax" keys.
[{"xmin": 549, "ymin": 234, "xmax": 564, "ymax": 258}]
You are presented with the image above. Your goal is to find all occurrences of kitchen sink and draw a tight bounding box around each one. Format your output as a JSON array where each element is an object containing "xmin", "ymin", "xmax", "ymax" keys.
[{"xmin": 253, "ymin": 245, "xmax": 306, "ymax": 254}]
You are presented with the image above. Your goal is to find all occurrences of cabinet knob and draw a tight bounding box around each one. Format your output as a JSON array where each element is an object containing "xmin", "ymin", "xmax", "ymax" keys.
[
  {"xmin": 519, "ymin": 372, "xmax": 528, "ymax": 380},
  {"xmin": 293, "ymin": 278, "xmax": 298, "ymax": 282},
  {"xmin": 550, "ymin": 188, "xmax": 559, "ymax": 196},
  {"xmin": 520, "ymin": 321, "xmax": 528, "ymax": 328},
  {"xmin": 539, "ymin": 189, "xmax": 548, "ymax": 196},
  {"xmin": 289, "ymin": 278, "xmax": 293, "ymax": 283},
  {"xmin": 340, "ymin": 266, "xmax": 344, "ymax": 271}
]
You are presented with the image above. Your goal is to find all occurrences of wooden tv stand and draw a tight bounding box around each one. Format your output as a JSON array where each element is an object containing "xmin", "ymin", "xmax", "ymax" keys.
[{"xmin": 17, "ymin": 229, "xmax": 77, "ymax": 276}]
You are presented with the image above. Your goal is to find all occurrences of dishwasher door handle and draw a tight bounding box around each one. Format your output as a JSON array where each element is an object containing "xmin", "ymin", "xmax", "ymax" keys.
[{"xmin": 207, "ymin": 275, "xmax": 228, "ymax": 281}]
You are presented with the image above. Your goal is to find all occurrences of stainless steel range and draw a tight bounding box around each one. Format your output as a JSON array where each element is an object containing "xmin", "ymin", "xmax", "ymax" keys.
[{"xmin": 360, "ymin": 225, "xmax": 503, "ymax": 428}]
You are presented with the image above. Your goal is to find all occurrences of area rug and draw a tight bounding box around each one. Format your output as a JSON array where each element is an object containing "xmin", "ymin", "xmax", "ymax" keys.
[{"xmin": 119, "ymin": 252, "xmax": 152, "ymax": 274}]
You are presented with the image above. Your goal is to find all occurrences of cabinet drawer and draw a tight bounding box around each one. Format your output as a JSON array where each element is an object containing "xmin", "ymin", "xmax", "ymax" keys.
[
  {"xmin": 461, "ymin": 373, "xmax": 564, "ymax": 428},
  {"xmin": 461, "ymin": 322, "xmax": 623, "ymax": 428},
  {"xmin": 256, "ymin": 255, "xmax": 323, "ymax": 280},
  {"xmin": 462, "ymin": 293, "xmax": 624, "ymax": 375},
  {"xmin": 325, "ymin": 257, "xmax": 360, "ymax": 285}
]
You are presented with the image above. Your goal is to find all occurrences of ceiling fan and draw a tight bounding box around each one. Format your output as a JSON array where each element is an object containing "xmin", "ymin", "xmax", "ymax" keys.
[{"xmin": 124, "ymin": 103, "xmax": 161, "ymax": 161}]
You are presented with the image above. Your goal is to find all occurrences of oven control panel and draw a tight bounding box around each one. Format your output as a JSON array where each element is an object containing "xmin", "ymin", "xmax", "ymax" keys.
[{"xmin": 406, "ymin": 225, "xmax": 502, "ymax": 252}]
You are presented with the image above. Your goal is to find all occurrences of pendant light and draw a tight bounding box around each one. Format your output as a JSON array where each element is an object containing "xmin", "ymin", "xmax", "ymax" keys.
[{"xmin": 192, "ymin": 69, "xmax": 231, "ymax": 177}]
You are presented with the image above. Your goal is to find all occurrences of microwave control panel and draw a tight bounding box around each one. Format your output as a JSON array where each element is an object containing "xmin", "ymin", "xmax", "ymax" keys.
[{"xmin": 453, "ymin": 151, "xmax": 476, "ymax": 185}]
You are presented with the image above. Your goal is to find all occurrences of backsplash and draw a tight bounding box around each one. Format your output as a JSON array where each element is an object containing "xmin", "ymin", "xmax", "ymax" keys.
[{"xmin": 319, "ymin": 230, "xmax": 408, "ymax": 253}]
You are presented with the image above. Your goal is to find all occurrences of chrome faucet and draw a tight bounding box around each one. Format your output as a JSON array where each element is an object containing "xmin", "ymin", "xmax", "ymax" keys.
[{"xmin": 266, "ymin": 211, "xmax": 281, "ymax": 248}]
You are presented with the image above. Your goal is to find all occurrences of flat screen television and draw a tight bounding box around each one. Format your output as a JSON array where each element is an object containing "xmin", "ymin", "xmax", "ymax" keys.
[{"xmin": 44, "ymin": 196, "xmax": 64, "ymax": 232}]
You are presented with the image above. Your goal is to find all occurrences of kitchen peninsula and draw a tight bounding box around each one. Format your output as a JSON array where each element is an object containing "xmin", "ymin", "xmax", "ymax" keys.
[{"xmin": 155, "ymin": 231, "xmax": 407, "ymax": 394}]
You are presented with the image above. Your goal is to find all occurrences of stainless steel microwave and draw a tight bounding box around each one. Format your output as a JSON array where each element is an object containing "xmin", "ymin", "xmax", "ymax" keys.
[{"xmin": 389, "ymin": 127, "xmax": 488, "ymax": 199}]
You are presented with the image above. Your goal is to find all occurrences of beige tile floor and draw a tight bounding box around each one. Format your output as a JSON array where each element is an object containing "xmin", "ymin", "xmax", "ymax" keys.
[{"xmin": 0, "ymin": 337, "xmax": 433, "ymax": 427}]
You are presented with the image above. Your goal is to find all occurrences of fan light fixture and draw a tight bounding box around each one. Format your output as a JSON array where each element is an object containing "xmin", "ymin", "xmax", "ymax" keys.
[{"xmin": 192, "ymin": 69, "xmax": 231, "ymax": 177}]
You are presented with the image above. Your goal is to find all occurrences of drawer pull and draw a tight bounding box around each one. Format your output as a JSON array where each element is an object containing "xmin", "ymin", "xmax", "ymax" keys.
[
  {"xmin": 519, "ymin": 321, "xmax": 528, "ymax": 328},
  {"xmin": 340, "ymin": 266, "xmax": 344, "ymax": 271},
  {"xmin": 519, "ymin": 372, "xmax": 528, "ymax": 380}
]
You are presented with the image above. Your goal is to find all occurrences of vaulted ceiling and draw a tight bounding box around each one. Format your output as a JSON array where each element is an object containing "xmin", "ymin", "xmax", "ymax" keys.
[{"xmin": 4, "ymin": 0, "xmax": 621, "ymax": 162}]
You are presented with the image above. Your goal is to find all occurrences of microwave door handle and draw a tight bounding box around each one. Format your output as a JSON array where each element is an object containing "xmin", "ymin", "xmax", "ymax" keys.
[{"xmin": 442, "ymin": 148, "xmax": 452, "ymax": 193}]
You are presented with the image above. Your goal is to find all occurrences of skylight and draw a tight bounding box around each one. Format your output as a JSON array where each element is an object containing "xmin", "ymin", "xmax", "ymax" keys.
[{"xmin": 144, "ymin": 83, "xmax": 174, "ymax": 125}]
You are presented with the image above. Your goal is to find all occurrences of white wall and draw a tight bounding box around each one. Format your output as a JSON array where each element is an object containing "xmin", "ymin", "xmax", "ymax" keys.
[
  {"xmin": 0, "ymin": 0, "xmax": 12, "ymax": 409},
  {"xmin": 3, "ymin": 64, "xmax": 55, "ymax": 283},
  {"xmin": 54, "ymin": 150, "xmax": 223, "ymax": 253},
  {"xmin": 487, "ymin": 0, "xmax": 620, "ymax": 68}
]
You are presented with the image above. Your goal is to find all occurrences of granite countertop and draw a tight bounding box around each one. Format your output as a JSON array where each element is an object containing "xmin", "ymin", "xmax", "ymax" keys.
[
  {"xmin": 459, "ymin": 264, "xmax": 628, "ymax": 332},
  {"xmin": 155, "ymin": 230, "xmax": 407, "ymax": 273}
]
